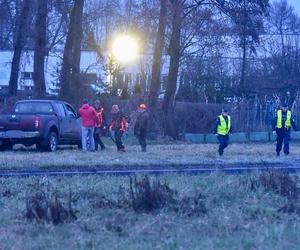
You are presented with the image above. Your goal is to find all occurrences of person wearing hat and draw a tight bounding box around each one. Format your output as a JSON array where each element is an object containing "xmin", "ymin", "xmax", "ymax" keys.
[
  {"xmin": 214, "ymin": 108, "xmax": 232, "ymax": 156},
  {"xmin": 93, "ymin": 100, "xmax": 106, "ymax": 151},
  {"xmin": 109, "ymin": 104, "xmax": 128, "ymax": 152},
  {"xmin": 134, "ymin": 103, "xmax": 149, "ymax": 152},
  {"xmin": 272, "ymin": 103, "xmax": 297, "ymax": 156}
]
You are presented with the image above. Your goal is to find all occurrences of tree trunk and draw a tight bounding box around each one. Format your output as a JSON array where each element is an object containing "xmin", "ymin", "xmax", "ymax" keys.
[
  {"xmin": 60, "ymin": 0, "xmax": 84, "ymax": 99},
  {"xmin": 71, "ymin": 0, "xmax": 84, "ymax": 101},
  {"xmin": 162, "ymin": 0, "xmax": 183, "ymax": 139},
  {"xmin": 240, "ymin": 35, "xmax": 246, "ymax": 96},
  {"xmin": 148, "ymin": 0, "xmax": 167, "ymax": 108},
  {"xmin": 13, "ymin": 0, "xmax": 21, "ymax": 46},
  {"xmin": 33, "ymin": 0, "xmax": 47, "ymax": 98},
  {"xmin": 72, "ymin": 0, "xmax": 84, "ymax": 75},
  {"xmin": 240, "ymin": 0, "xmax": 247, "ymax": 97},
  {"xmin": 8, "ymin": 0, "xmax": 32, "ymax": 96}
]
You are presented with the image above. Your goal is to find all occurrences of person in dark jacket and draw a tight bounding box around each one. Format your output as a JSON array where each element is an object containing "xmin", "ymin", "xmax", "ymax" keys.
[
  {"xmin": 93, "ymin": 100, "xmax": 106, "ymax": 151},
  {"xmin": 134, "ymin": 104, "xmax": 149, "ymax": 152},
  {"xmin": 109, "ymin": 104, "xmax": 127, "ymax": 152},
  {"xmin": 214, "ymin": 108, "xmax": 232, "ymax": 156},
  {"xmin": 272, "ymin": 103, "xmax": 297, "ymax": 156}
]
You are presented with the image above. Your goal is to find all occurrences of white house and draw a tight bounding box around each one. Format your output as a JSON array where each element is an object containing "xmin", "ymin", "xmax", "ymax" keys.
[{"xmin": 0, "ymin": 49, "xmax": 170, "ymax": 96}]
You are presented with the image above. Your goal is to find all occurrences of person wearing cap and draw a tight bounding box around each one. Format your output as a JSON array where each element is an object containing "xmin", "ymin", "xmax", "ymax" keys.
[
  {"xmin": 78, "ymin": 99, "xmax": 99, "ymax": 152},
  {"xmin": 272, "ymin": 103, "xmax": 297, "ymax": 156},
  {"xmin": 214, "ymin": 109, "xmax": 232, "ymax": 156},
  {"xmin": 93, "ymin": 100, "xmax": 106, "ymax": 151},
  {"xmin": 109, "ymin": 104, "xmax": 128, "ymax": 152},
  {"xmin": 134, "ymin": 104, "xmax": 149, "ymax": 152}
]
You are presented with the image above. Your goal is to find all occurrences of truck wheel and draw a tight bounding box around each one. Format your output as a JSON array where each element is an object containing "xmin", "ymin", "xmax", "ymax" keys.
[
  {"xmin": 0, "ymin": 139, "xmax": 13, "ymax": 151},
  {"xmin": 37, "ymin": 131, "xmax": 58, "ymax": 152},
  {"xmin": 47, "ymin": 131, "xmax": 58, "ymax": 152}
]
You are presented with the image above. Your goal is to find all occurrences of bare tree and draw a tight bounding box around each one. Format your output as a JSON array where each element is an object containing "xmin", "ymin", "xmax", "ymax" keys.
[
  {"xmin": 260, "ymin": 0, "xmax": 300, "ymax": 95},
  {"xmin": 161, "ymin": 0, "xmax": 185, "ymax": 138},
  {"xmin": 162, "ymin": 0, "xmax": 207, "ymax": 138},
  {"xmin": 148, "ymin": 0, "xmax": 167, "ymax": 108},
  {"xmin": 60, "ymin": 0, "xmax": 84, "ymax": 99},
  {"xmin": 33, "ymin": 0, "xmax": 48, "ymax": 97},
  {"xmin": 8, "ymin": 0, "xmax": 32, "ymax": 96},
  {"xmin": 269, "ymin": 0, "xmax": 298, "ymax": 57},
  {"xmin": 219, "ymin": 0, "xmax": 269, "ymax": 97},
  {"xmin": 0, "ymin": 0, "xmax": 16, "ymax": 49}
]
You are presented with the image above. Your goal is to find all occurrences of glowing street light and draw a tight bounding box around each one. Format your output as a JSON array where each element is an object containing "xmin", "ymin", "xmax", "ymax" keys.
[{"xmin": 111, "ymin": 34, "xmax": 139, "ymax": 63}]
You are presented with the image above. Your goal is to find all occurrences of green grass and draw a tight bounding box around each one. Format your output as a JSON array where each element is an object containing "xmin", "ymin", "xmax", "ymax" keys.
[
  {"xmin": 1, "ymin": 173, "xmax": 300, "ymax": 249},
  {"xmin": 2, "ymin": 141, "xmax": 300, "ymax": 169}
]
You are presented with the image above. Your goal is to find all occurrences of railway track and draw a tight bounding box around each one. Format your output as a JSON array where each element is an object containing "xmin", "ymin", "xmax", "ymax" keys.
[{"xmin": 0, "ymin": 163, "xmax": 298, "ymax": 177}]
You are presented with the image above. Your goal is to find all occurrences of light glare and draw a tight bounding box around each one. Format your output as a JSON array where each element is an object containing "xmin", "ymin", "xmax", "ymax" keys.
[{"xmin": 112, "ymin": 35, "xmax": 139, "ymax": 63}]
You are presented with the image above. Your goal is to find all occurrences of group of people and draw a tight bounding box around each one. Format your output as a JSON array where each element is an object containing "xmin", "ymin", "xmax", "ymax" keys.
[
  {"xmin": 78, "ymin": 99, "xmax": 297, "ymax": 156},
  {"xmin": 214, "ymin": 103, "xmax": 297, "ymax": 156},
  {"xmin": 78, "ymin": 99, "xmax": 149, "ymax": 152}
]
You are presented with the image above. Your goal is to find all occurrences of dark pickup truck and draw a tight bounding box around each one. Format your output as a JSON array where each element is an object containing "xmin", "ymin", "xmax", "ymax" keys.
[{"xmin": 0, "ymin": 100, "xmax": 82, "ymax": 152}]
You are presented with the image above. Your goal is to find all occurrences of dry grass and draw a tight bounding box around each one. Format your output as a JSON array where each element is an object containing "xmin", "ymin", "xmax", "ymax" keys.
[
  {"xmin": 1, "ymin": 174, "xmax": 300, "ymax": 249},
  {"xmin": 129, "ymin": 176, "xmax": 176, "ymax": 212},
  {"xmin": 258, "ymin": 171, "xmax": 299, "ymax": 200},
  {"xmin": 25, "ymin": 182, "xmax": 77, "ymax": 224},
  {"xmin": 1, "ymin": 142, "xmax": 300, "ymax": 169}
]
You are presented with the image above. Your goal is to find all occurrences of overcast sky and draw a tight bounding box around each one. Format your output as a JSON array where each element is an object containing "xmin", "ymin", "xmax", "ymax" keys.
[
  {"xmin": 273, "ymin": 0, "xmax": 300, "ymax": 14},
  {"xmin": 287, "ymin": 0, "xmax": 300, "ymax": 13}
]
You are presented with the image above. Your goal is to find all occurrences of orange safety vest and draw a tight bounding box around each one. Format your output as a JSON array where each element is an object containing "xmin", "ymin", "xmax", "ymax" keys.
[
  {"xmin": 120, "ymin": 117, "xmax": 127, "ymax": 132},
  {"xmin": 110, "ymin": 116, "xmax": 128, "ymax": 131},
  {"xmin": 95, "ymin": 108, "xmax": 104, "ymax": 128}
]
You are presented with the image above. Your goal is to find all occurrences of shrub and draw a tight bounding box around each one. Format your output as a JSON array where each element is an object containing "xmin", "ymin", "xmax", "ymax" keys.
[
  {"xmin": 128, "ymin": 176, "xmax": 207, "ymax": 216},
  {"xmin": 258, "ymin": 171, "xmax": 299, "ymax": 200},
  {"xmin": 25, "ymin": 189, "xmax": 77, "ymax": 225},
  {"xmin": 129, "ymin": 175, "xmax": 176, "ymax": 213}
]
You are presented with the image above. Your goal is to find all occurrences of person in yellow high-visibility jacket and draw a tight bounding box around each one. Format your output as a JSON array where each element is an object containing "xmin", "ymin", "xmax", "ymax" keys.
[
  {"xmin": 272, "ymin": 103, "xmax": 297, "ymax": 156},
  {"xmin": 214, "ymin": 109, "xmax": 232, "ymax": 156}
]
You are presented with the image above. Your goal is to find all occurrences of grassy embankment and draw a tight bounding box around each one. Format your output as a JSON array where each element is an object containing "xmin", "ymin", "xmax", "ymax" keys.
[
  {"xmin": 1, "ymin": 141, "xmax": 300, "ymax": 169},
  {"xmin": 1, "ymin": 173, "xmax": 300, "ymax": 249}
]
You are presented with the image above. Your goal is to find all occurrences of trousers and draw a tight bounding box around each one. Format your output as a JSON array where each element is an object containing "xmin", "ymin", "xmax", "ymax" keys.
[
  {"xmin": 114, "ymin": 130, "xmax": 125, "ymax": 150},
  {"xmin": 138, "ymin": 130, "xmax": 147, "ymax": 150},
  {"xmin": 94, "ymin": 127, "xmax": 105, "ymax": 150},
  {"xmin": 276, "ymin": 129, "xmax": 291, "ymax": 155},
  {"xmin": 81, "ymin": 126, "xmax": 95, "ymax": 151},
  {"xmin": 217, "ymin": 134, "xmax": 229, "ymax": 155}
]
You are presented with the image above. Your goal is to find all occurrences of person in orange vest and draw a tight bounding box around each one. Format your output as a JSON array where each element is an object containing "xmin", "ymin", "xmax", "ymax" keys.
[
  {"xmin": 134, "ymin": 103, "xmax": 149, "ymax": 152},
  {"xmin": 109, "ymin": 104, "xmax": 128, "ymax": 152},
  {"xmin": 93, "ymin": 100, "xmax": 106, "ymax": 151}
]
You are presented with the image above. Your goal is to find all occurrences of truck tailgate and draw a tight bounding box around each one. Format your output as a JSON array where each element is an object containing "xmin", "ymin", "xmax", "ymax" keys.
[{"xmin": 0, "ymin": 114, "xmax": 38, "ymax": 131}]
